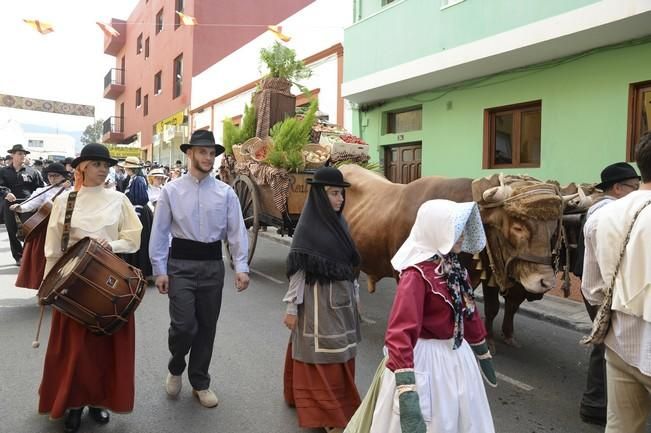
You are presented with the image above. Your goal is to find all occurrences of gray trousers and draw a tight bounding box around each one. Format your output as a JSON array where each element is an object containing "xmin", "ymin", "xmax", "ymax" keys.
[{"xmin": 167, "ymin": 258, "xmax": 225, "ymax": 390}]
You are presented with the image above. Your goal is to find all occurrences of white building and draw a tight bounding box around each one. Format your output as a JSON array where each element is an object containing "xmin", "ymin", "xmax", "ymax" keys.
[
  {"xmin": 190, "ymin": 0, "xmax": 353, "ymax": 140},
  {"xmin": 25, "ymin": 132, "xmax": 76, "ymax": 162}
]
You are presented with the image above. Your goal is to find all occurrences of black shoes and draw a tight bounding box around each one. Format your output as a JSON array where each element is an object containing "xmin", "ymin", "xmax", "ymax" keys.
[
  {"xmin": 88, "ymin": 406, "xmax": 110, "ymax": 424},
  {"xmin": 63, "ymin": 407, "xmax": 110, "ymax": 433},
  {"xmin": 63, "ymin": 408, "xmax": 82, "ymax": 433}
]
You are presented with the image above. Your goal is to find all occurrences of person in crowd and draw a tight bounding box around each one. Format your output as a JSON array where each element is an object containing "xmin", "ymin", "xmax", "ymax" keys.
[
  {"xmin": 346, "ymin": 200, "xmax": 496, "ymax": 433},
  {"xmin": 11, "ymin": 163, "xmax": 71, "ymax": 290},
  {"xmin": 146, "ymin": 167, "xmax": 168, "ymax": 208},
  {"xmin": 282, "ymin": 166, "xmax": 362, "ymax": 433},
  {"xmin": 150, "ymin": 130, "xmax": 249, "ymax": 408},
  {"xmin": 591, "ymin": 132, "xmax": 651, "ymax": 433},
  {"xmin": 169, "ymin": 168, "xmax": 182, "ymax": 180},
  {"xmin": 578, "ymin": 162, "xmax": 640, "ymax": 426},
  {"xmin": 119, "ymin": 156, "xmax": 153, "ymax": 278},
  {"xmin": 38, "ymin": 143, "xmax": 142, "ymax": 433},
  {"xmin": 0, "ymin": 144, "xmax": 44, "ymax": 265},
  {"xmin": 33, "ymin": 158, "xmax": 44, "ymax": 174}
]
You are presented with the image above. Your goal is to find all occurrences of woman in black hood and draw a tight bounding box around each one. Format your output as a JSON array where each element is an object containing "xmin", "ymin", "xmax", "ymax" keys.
[{"xmin": 283, "ymin": 166, "xmax": 362, "ymax": 433}]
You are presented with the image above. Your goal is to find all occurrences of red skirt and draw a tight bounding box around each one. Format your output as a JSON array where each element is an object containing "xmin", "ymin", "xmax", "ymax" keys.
[
  {"xmin": 38, "ymin": 310, "xmax": 136, "ymax": 419},
  {"xmin": 284, "ymin": 343, "xmax": 361, "ymax": 429},
  {"xmin": 15, "ymin": 228, "xmax": 47, "ymax": 289}
]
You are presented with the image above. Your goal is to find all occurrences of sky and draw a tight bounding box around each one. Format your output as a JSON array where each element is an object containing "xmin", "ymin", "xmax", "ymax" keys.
[{"xmin": 0, "ymin": 0, "xmax": 136, "ymax": 138}]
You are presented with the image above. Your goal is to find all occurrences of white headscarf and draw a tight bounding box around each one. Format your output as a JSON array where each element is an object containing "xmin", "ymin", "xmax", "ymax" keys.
[{"xmin": 391, "ymin": 200, "xmax": 486, "ymax": 272}]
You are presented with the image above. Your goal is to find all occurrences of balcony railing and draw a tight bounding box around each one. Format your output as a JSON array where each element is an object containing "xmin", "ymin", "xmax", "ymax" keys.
[
  {"xmin": 102, "ymin": 116, "xmax": 125, "ymax": 143},
  {"xmin": 104, "ymin": 68, "xmax": 124, "ymax": 88},
  {"xmin": 103, "ymin": 68, "xmax": 125, "ymax": 99},
  {"xmin": 103, "ymin": 116, "xmax": 124, "ymax": 134}
]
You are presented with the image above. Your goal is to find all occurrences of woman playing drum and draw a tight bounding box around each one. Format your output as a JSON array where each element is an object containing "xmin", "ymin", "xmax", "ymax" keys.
[
  {"xmin": 38, "ymin": 143, "xmax": 142, "ymax": 433},
  {"xmin": 12, "ymin": 162, "xmax": 70, "ymax": 290}
]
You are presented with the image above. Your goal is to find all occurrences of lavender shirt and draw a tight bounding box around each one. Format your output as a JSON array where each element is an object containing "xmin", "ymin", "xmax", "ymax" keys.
[{"xmin": 149, "ymin": 173, "xmax": 249, "ymax": 275}]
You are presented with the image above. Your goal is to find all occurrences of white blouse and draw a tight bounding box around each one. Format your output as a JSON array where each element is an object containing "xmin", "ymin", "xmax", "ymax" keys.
[
  {"xmin": 17, "ymin": 184, "xmax": 70, "ymax": 213},
  {"xmin": 43, "ymin": 185, "xmax": 143, "ymax": 276}
]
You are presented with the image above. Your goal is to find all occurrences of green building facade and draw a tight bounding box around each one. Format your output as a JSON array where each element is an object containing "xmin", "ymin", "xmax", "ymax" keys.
[{"xmin": 343, "ymin": 0, "xmax": 651, "ymax": 184}]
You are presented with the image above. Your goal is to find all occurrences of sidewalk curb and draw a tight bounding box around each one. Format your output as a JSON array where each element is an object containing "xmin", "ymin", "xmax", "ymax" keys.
[
  {"xmin": 474, "ymin": 290, "xmax": 593, "ymax": 334},
  {"xmin": 258, "ymin": 230, "xmax": 593, "ymax": 334},
  {"xmin": 259, "ymin": 230, "xmax": 292, "ymax": 247}
]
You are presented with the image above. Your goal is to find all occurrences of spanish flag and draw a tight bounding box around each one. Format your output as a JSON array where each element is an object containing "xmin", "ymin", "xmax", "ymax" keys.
[
  {"xmin": 176, "ymin": 11, "xmax": 198, "ymax": 26},
  {"xmin": 23, "ymin": 19, "xmax": 54, "ymax": 35},
  {"xmin": 96, "ymin": 21, "xmax": 120, "ymax": 38},
  {"xmin": 267, "ymin": 25, "xmax": 291, "ymax": 42}
]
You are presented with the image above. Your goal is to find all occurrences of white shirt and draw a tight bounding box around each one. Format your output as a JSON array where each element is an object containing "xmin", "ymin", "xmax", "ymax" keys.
[
  {"xmin": 580, "ymin": 197, "xmax": 615, "ymax": 306},
  {"xmin": 147, "ymin": 184, "xmax": 162, "ymax": 204},
  {"xmin": 17, "ymin": 184, "xmax": 69, "ymax": 213},
  {"xmin": 44, "ymin": 185, "xmax": 142, "ymax": 276},
  {"xmin": 596, "ymin": 190, "xmax": 651, "ymax": 376}
]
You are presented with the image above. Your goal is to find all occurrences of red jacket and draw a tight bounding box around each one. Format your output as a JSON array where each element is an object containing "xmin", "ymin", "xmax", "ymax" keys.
[{"xmin": 385, "ymin": 260, "xmax": 487, "ymax": 371}]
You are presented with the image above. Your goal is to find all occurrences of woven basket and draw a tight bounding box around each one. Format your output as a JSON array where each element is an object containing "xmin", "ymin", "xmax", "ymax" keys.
[
  {"xmin": 251, "ymin": 138, "xmax": 274, "ymax": 163},
  {"xmin": 303, "ymin": 143, "xmax": 330, "ymax": 170},
  {"xmin": 232, "ymin": 144, "xmax": 251, "ymax": 163}
]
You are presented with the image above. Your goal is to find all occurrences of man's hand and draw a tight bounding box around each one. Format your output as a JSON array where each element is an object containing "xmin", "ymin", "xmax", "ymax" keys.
[
  {"xmin": 156, "ymin": 275, "xmax": 169, "ymax": 294},
  {"xmin": 283, "ymin": 313, "xmax": 298, "ymax": 330},
  {"xmin": 5, "ymin": 193, "xmax": 16, "ymax": 202},
  {"xmin": 9, "ymin": 204, "xmax": 20, "ymax": 212},
  {"xmin": 235, "ymin": 272, "xmax": 249, "ymax": 292},
  {"xmin": 62, "ymin": 180, "xmax": 72, "ymax": 189}
]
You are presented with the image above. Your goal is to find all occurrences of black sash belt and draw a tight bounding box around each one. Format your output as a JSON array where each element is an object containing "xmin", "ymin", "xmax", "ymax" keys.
[{"xmin": 170, "ymin": 238, "xmax": 222, "ymax": 261}]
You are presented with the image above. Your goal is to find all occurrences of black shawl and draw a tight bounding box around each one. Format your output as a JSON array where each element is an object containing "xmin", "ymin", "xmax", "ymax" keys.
[{"xmin": 287, "ymin": 185, "xmax": 360, "ymax": 285}]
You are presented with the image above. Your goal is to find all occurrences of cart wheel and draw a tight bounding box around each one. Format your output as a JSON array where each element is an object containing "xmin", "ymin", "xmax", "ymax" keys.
[{"xmin": 229, "ymin": 175, "xmax": 260, "ymax": 267}]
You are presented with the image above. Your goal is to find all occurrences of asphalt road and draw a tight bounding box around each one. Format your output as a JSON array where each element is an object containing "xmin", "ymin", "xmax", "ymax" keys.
[{"xmin": 1, "ymin": 229, "xmax": 649, "ymax": 433}]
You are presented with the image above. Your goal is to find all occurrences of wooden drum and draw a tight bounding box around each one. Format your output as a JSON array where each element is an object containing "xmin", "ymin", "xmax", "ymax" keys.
[{"xmin": 38, "ymin": 237, "xmax": 146, "ymax": 336}]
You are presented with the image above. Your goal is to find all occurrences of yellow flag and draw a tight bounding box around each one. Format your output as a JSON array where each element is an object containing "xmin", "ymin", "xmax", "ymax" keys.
[
  {"xmin": 23, "ymin": 19, "xmax": 54, "ymax": 35},
  {"xmin": 96, "ymin": 21, "xmax": 120, "ymax": 38},
  {"xmin": 176, "ymin": 11, "xmax": 198, "ymax": 26},
  {"xmin": 267, "ymin": 25, "xmax": 291, "ymax": 42}
]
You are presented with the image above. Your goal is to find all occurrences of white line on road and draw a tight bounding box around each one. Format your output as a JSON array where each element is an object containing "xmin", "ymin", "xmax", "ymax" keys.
[
  {"xmin": 496, "ymin": 372, "xmax": 535, "ymax": 391},
  {"xmin": 250, "ymin": 268, "xmax": 285, "ymax": 284}
]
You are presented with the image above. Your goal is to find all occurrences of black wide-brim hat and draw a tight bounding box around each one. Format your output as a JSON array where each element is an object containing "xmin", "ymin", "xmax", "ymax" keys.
[
  {"xmin": 43, "ymin": 162, "xmax": 69, "ymax": 177},
  {"xmin": 307, "ymin": 166, "xmax": 351, "ymax": 188},
  {"xmin": 71, "ymin": 143, "xmax": 118, "ymax": 168},
  {"xmin": 180, "ymin": 130, "xmax": 225, "ymax": 155},
  {"xmin": 595, "ymin": 162, "xmax": 640, "ymax": 190},
  {"xmin": 7, "ymin": 144, "xmax": 30, "ymax": 154}
]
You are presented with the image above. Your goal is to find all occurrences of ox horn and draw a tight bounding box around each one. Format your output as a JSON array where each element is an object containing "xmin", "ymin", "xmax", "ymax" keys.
[
  {"xmin": 482, "ymin": 185, "xmax": 513, "ymax": 203},
  {"xmin": 563, "ymin": 186, "xmax": 593, "ymax": 210}
]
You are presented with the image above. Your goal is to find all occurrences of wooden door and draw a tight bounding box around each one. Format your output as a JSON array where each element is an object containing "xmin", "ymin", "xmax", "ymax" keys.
[{"xmin": 384, "ymin": 142, "xmax": 422, "ymax": 184}]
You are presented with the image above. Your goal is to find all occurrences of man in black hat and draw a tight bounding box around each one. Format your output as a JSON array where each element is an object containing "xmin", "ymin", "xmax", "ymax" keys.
[
  {"xmin": 150, "ymin": 129, "xmax": 249, "ymax": 408},
  {"xmin": 0, "ymin": 144, "xmax": 45, "ymax": 264},
  {"xmin": 578, "ymin": 161, "xmax": 640, "ymax": 426}
]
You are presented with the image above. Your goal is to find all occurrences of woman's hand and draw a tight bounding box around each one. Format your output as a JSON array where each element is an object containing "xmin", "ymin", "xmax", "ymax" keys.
[
  {"xmin": 9, "ymin": 204, "xmax": 20, "ymax": 212},
  {"xmin": 283, "ymin": 313, "xmax": 298, "ymax": 330},
  {"xmin": 96, "ymin": 238, "xmax": 112, "ymax": 251}
]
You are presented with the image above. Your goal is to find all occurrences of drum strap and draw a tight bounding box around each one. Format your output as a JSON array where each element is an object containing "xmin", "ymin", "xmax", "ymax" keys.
[{"xmin": 61, "ymin": 191, "xmax": 78, "ymax": 252}]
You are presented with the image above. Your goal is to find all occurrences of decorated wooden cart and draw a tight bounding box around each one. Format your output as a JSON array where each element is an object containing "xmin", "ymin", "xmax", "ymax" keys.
[{"xmin": 219, "ymin": 41, "xmax": 371, "ymax": 265}]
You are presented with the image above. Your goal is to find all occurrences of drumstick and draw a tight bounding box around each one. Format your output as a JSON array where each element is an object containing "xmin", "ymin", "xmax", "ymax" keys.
[{"xmin": 32, "ymin": 305, "xmax": 45, "ymax": 349}]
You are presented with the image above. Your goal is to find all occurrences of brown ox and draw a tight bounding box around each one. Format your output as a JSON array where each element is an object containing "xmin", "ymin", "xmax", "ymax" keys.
[{"xmin": 340, "ymin": 164, "xmax": 563, "ymax": 348}]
